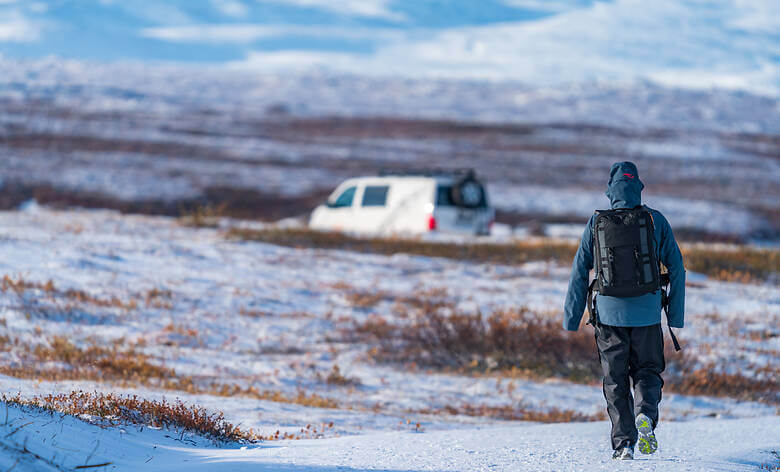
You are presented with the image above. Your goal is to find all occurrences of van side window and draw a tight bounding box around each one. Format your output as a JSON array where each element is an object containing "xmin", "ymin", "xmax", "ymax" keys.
[
  {"xmin": 331, "ymin": 186, "xmax": 356, "ymax": 208},
  {"xmin": 436, "ymin": 186, "xmax": 454, "ymax": 206},
  {"xmin": 361, "ymin": 186, "xmax": 389, "ymax": 207}
]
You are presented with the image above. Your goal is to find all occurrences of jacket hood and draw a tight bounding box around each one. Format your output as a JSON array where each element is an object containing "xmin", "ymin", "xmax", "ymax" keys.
[{"xmin": 606, "ymin": 161, "xmax": 643, "ymax": 209}]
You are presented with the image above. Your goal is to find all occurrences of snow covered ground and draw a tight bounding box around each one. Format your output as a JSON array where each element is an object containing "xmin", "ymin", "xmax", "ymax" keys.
[
  {"xmin": 1, "ymin": 401, "xmax": 777, "ymax": 471},
  {"xmin": 0, "ymin": 206, "xmax": 776, "ymax": 471}
]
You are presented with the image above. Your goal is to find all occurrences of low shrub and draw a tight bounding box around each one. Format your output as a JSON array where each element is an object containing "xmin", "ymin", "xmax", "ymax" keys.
[
  {"xmin": 3, "ymin": 391, "xmax": 258, "ymax": 442},
  {"xmin": 1, "ymin": 274, "xmax": 136, "ymax": 310},
  {"xmin": 201, "ymin": 383, "xmax": 340, "ymax": 409},
  {"xmin": 227, "ymin": 228, "xmax": 578, "ymax": 267},
  {"xmin": 1, "ymin": 336, "xmax": 180, "ymax": 387},
  {"xmin": 0, "ymin": 336, "xmax": 343, "ymax": 410},
  {"xmin": 415, "ymin": 403, "xmax": 604, "ymax": 423},
  {"xmin": 179, "ymin": 203, "xmax": 226, "ymax": 228},
  {"xmin": 228, "ymin": 228, "xmax": 778, "ymax": 283},
  {"xmin": 344, "ymin": 303, "xmax": 779, "ymax": 403},
  {"xmin": 665, "ymin": 365, "xmax": 779, "ymax": 404},
  {"xmin": 347, "ymin": 305, "xmax": 600, "ymax": 383},
  {"xmin": 344, "ymin": 290, "xmax": 388, "ymax": 309},
  {"xmin": 1, "ymin": 274, "xmax": 176, "ymax": 315},
  {"xmin": 683, "ymin": 246, "xmax": 778, "ymax": 284},
  {"xmin": 321, "ymin": 365, "xmax": 361, "ymax": 387}
]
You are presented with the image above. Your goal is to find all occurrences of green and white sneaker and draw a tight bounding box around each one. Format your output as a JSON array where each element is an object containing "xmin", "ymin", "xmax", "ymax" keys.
[
  {"xmin": 612, "ymin": 445, "xmax": 634, "ymax": 460},
  {"xmin": 636, "ymin": 413, "xmax": 658, "ymax": 454}
]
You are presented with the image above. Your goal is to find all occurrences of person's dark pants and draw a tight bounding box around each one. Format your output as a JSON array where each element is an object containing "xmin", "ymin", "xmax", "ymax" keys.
[{"xmin": 595, "ymin": 323, "xmax": 665, "ymax": 450}]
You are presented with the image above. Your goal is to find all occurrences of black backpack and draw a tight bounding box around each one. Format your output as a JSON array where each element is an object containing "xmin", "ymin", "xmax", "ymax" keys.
[
  {"xmin": 592, "ymin": 206, "xmax": 659, "ymax": 297},
  {"xmin": 586, "ymin": 206, "xmax": 682, "ymax": 351}
]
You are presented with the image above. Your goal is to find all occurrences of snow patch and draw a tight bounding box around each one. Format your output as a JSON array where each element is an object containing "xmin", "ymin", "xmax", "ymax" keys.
[{"xmin": 0, "ymin": 401, "xmax": 777, "ymax": 471}]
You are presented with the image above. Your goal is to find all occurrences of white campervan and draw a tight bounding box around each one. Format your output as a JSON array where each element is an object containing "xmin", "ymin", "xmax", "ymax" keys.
[{"xmin": 309, "ymin": 170, "xmax": 494, "ymax": 236}]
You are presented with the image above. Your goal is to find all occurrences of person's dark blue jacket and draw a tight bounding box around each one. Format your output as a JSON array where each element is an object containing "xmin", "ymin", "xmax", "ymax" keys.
[{"xmin": 563, "ymin": 162, "xmax": 685, "ymax": 331}]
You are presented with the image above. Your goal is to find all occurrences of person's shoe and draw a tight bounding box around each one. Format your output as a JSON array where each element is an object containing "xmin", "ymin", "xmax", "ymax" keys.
[
  {"xmin": 636, "ymin": 413, "xmax": 658, "ymax": 454},
  {"xmin": 612, "ymin": 445, "xmax": 634, "ymax": 460}
]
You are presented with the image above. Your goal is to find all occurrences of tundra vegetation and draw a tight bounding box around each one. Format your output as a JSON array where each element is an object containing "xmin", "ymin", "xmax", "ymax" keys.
[
  {"xmin": 229, "ymin": 228, "xmax": 778, "ymax": 284},
  {"xmin": 0, "ymin": 212, "xmax": 775, "ymax": 446}
]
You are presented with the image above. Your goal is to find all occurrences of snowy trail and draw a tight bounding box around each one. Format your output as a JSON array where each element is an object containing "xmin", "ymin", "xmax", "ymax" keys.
[
  {"xmin": 1, "ymin": 402, "xmax": 777, "ymax": 471},
  {"xmin": 175, "ymin": 417, "xmax": 780, "ymax": 471}
]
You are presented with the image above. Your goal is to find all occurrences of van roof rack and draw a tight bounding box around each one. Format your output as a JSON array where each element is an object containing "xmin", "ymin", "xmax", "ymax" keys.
[{"xmin": 378, "ymin": 168, "xmax": 476, "ymax": 178}]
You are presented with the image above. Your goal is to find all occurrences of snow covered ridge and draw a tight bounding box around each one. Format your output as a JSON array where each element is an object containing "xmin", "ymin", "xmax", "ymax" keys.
[
  {"xmin": 0, "ymin": 0, "xmax": 777, "ymax": 97},
  {"xmin": 1, "ymin": 57, "xmax": 778, "ymax": 133}
]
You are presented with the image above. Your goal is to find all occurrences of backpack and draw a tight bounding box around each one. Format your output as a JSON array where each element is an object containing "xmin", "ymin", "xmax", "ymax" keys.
[
  {"xmin": 592, "ymin": 206, "xmax": 660, "ymax": 297},
  {"xmin": 585, "ymin": 205, "xmax": 682, "ymax": 351}
]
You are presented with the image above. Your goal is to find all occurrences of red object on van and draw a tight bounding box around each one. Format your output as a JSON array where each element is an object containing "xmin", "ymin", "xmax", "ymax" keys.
[{"xmin": 427, "ymin": 215, "xmax": 437, "ymax": 231}]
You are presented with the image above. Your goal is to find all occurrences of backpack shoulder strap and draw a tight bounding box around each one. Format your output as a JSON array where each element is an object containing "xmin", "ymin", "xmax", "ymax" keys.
[{"xmin": 642, "ymin": 205, "xmax": 655, "ymax": 225}]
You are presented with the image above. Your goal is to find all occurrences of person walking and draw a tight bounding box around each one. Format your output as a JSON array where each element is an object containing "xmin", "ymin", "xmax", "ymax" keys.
[{"xmin": 563, "ymin": 161, "xmax": 685, "ymax": 460}]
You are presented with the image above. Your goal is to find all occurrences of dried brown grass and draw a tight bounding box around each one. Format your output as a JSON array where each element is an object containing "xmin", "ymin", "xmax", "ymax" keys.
[
  {"xmin": 227, "ymin": 228, "xmax": 578, "ymax": 267},
  {"xmin": 2, "ymin": 391, "xmax": 259, "ymax": 442},
  {"xmin": 179, "ymin": 204, "xmax": 226, "ymax": 228},
  {"xmin": 320, "ymin": 365, "xmax": 361, "ymax": 387},
  {"xmin": 0, "ymin": 336, "xmax": 182, "ymax": 388},
  {"xmin": 665, "ymin": 359, "xmax": 779, "ymax": 404},
  {"xmin": 346, "ymin": 304, "xmax": 600, "ymax": 383},
  {"xmin": 0, "ymin": 335, "xmax": 342, "ymax": 410},
  {"xmin": 415, "ymin": 404, "xmax": 605, "ymax": 423},
  {"xmin": 1, "ymin": 181, "xmax": 331, "ymax": 222},
  {"xmin": 1, "ymin": 275, "xmax": 136, "ymax": 311},
  {"xmin": 2, "ymin": 391, "xmax": 335, "ymax": 442},
  {"xmin": 343, "ymin": 301, "xmax": 778, "ymax": 403},
  {"xmin": 239, "ymin": 307, "xmax": 273, "ymax": 318},
  {"xmin": 228, "ymin": 228, "xmax": 777, "ymax": 283},
  {"xmin": 144, "ymin": 288, "xmax": 174, "ymax": 309},
  {"xmin": 1, "ymin": 274, "xmax": 177, "ymax": 315},
  {"xmin": 344, "ymin": 290, "xmax": 388, "ymax": 309},
  {"xmin": 683, "ymin": 246, "xmax": 778, "ymax": 284},
  {"xmin": 201, "ymin": 383, "xmax": 340, "ymax": 409}
]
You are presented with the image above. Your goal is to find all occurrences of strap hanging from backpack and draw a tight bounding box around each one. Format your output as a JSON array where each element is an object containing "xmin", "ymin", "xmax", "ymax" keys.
[
  {"xmin": 586, "ymin": 279, "xmax": 598, "ymax": 326},
  {"xmin": 660, "ymin": 271, "xmax": 681, "ymax": 351},
  {"xmin": 668, "ymin": 325, "xmax": 681, "ymax": 351}
]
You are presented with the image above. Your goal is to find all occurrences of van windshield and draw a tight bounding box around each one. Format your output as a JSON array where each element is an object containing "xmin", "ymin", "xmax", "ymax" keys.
[{"xmin": 330, "ymin": 186, "xmax": 356, "ymax": 208}]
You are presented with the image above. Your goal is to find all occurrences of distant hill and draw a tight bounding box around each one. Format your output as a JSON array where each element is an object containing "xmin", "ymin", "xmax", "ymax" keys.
[{"xmin": 0, "ymin": 0, "xmax": 776, "ymax": 95}]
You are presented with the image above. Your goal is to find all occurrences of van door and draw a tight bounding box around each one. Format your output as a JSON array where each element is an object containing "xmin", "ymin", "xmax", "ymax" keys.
[
  {"xmin": 433, "ymin": 182, "xmax": 490, "ymax": 234},
  {"xmin": 353, "ymin": 184, "xmax": 391, "ymax": 234}
]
